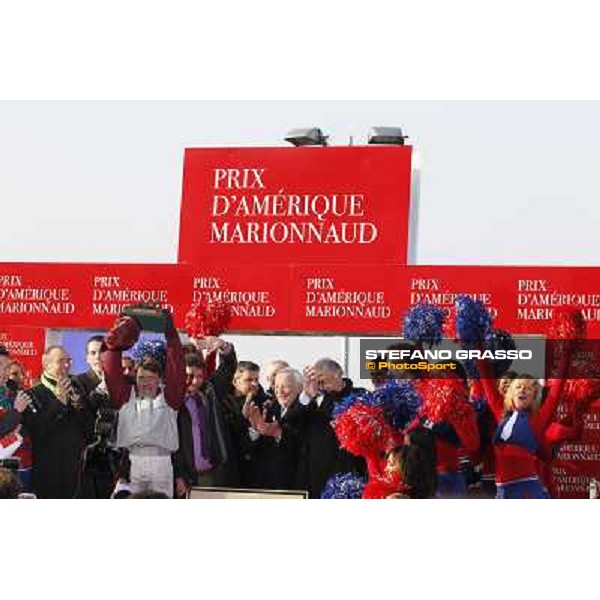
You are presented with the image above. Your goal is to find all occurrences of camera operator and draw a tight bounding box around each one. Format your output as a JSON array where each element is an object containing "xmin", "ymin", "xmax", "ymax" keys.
[
  {"xmin": 0, "ymin": 358, "xmax": 35, "ymax": 492},
  {"xmin": 75, "ymin": 411, "xmax": 125, "ymax": 498},
  {"xmin": 23, "ymin": 346, "xmax": 93, "ymax": 499},
  {"xmin": 0, "ymin": 465, "xmax": 21, "ymax": 499}
]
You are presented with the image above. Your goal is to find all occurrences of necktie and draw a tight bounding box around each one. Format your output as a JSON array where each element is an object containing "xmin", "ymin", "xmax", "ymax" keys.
[{"xmin": 500, "ymin": 411, "xmax": 519, "ymax": 442}]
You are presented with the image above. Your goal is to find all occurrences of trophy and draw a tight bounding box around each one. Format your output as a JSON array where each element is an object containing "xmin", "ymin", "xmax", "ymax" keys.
[{"xmin": 121, "ymin": 304, "xmax": 170, "ymax": 333}]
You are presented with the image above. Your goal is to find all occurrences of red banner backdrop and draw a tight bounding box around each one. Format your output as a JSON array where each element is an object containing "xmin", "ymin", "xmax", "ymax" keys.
[
  {"xmin": 289, "ymin": 264, "xmax": 406, "ymax": 334},
  {"xmin": 2, "ymin": 263, "xmax": 600, "ymax": 336},
  {"xmin": 404, "ymin": 265, "xmax": 600, "ymax": 338},
  {"xmin": 551, "ymin": 400, "xmax": 600, "ymax": 498},
  {"xmin": 182, "ymin": 265, "xmax": 293, "ymax": 333},
  {"xmin": 0, "ymin": 325, "xmax": 46, "ymax": 384},
  {"xmin": 0, "ymin": 263, "xmax": 188, "ymax": 329},
  {"xmin": 178, "ymin": 146, "xmax": 413, "ymax": 266}
]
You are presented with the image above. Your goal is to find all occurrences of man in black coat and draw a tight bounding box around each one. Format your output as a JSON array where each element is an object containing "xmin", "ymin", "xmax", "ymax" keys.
[
  {"xmin": 249, "ymin": 368, "xmax": 306, "ymax": 491},
  {"xmin": 24, "ymin": 346, "xmax": 92, "ymax": 499},
  {"xmin": 297, "ymin": 358, "xmax": 367, "ymax": 498},
  {"xmin": 76, "ymin": 335, "xmax": 104, "ymax": 396},
  {"xmin": 76, "ymin": 335, "xmax": 115, "ymax": 441},
  {"xmin": 220, "ymin": 360, "xmax": 269, "ymax": 488},
  {"xmin": 174, "ymin": 339, "xmax": 239, "ymax": 496}
]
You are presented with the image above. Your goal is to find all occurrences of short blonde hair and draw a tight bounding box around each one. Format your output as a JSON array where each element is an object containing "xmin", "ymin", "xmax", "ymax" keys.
[{"xmin": 504, "ymin": 374, "xmax": 541, "ymax": 412}]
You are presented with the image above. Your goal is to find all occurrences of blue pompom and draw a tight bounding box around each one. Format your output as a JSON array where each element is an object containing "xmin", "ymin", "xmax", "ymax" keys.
[
  {"xmin": 131, "ymin": 339, "xmax": 167, "ymax": 371},
  {"xmin": 403, "ymin": 303, "xmax": 445, "ymax": 347},
  {"xmin": 321, "ymin": 472, "xmax": 366, "ymax": 499},
  {"xmin": 462, "ymin": 358, "xmax": 480, "ymax": 381},
  {"xmin": 332, "ymin": 390, "xmax": 378, "ymax": 420},
  {"xmin": 455, "ymin": 295, "xmax": 492, "ymax": 348},
  {"xmin": 371, "ymin": 379, "xmax": 423, "ymax": 430},
  {"xmin": 484, "ymin": 328, "xmax": 516, "ymax": 377}
]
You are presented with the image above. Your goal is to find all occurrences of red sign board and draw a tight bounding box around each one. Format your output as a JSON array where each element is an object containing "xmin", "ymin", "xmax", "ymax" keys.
[
  {"xmin": 182, "ymin": 265, "xmax": 293, "ymax": 333},
  {"xmin": 2, "ymin": 263, "xmax": 600, "ymax": 336},
  {"xmin": 0, "ymin": 263, "xmax": 188, "ymax": 330},
  {"xmin": 0, "ymin": 325, "xmax": 46, "ymax": 383},
  {"xmin": 551, "ymin": 400, "xmax": 600, "ymax": 498},
  {"xmin": 289, "ymin": 264, "xmax": 407, "ymax": 334},
  {"xmin": 403, "ymin": 265, "xmax": 600, "ymax": 338},
  {"xmin": 178, "ymin": 146, "xmax": 413, "ymax": 266}
]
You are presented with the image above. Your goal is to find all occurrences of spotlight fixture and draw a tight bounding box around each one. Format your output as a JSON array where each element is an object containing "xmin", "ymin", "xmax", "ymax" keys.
[
  {"xmin": 368, "ymin": 126, "xmax": 408, "ymax": 145},
  {"xmin": 284, "ymin": 127, "xmax": 329, "ymax": 147}
]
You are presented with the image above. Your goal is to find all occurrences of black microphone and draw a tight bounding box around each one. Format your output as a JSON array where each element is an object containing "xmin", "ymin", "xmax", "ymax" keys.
[{"xmin": 5, "ymin": 379, "xmax": 37, "ymax": 414}]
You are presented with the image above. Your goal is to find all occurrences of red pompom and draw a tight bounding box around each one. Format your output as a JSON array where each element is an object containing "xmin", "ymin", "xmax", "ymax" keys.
[
  {"xmin": 419, "ymin": 379, "xmax": 467, "ymax": 423},
  {"xmin": 418, "ymin": 379, "xmax": 479, "ymax": 453},
  {"xmin": 363, "ymin": 472, "xmax": 409, "ymax": 499},
  {"xmin": 333, "ymin": 403, "xmax": 402, "ymax": 459},
  {"xmin": 562, "ymin": 379, "xmax": 600, "ymax": 407},
  {"xmin": 548, "ymin": 307, "xmax": 586, "ymax": 340},
  {"xmin": 184, "ymin": 298, "xmax": 232, "ymax": 338}
]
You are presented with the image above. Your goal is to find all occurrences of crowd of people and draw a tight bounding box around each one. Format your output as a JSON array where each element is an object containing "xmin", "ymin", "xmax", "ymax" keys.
[
  {"xmin": 1, "ymin": 302, "xmax": 598, "ymax": 500},
  {"xmin": 0, "ymin": 311, "xmax": 368, "ymax": 499}
]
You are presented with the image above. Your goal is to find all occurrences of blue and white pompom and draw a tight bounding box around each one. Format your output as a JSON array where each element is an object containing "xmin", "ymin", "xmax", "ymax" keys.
[
  {"xmin": 403, "ymin": 303, "xmax": 445, "ymax": 347},
  {"xmin": 372, "ymin": 379, "xmax": 423, "ymax": 430},
  {"xmin": 321, "ymin": 472, "xmax": 366, "ymax": 499},
  {"xmin": 455, "ymin": 295, "xmax": 493, "ymax": 348},
  {"xmin": 131, "ymin": 339, "xmax": 167, "ymax": 371}
]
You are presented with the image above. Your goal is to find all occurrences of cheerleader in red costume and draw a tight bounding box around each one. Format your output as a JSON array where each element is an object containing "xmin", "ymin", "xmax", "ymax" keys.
[
  {"xmin": 412, "ymin": 373, "xmax": 480, "ymax": 498},
  {"xmin": 477, "ymin": 356, "xmax": 570, "ymax": 498}
]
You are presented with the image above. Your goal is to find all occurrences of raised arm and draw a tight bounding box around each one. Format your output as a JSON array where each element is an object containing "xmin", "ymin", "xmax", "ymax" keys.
[
  {"xmin": 164, "ymin": 313, "xmax": 186, "ymax": 410},
  {"xmin": 532, "ymin": 344, "xmax": 571, "ymax": 435},
  {"xmin": 209, "ymin": 341, "xmax": 237, "ymax": 399},
  {"xmin": 476, "ymin": 358, "xmax": 505, "ymax": 422},
  {"xmin": 101, "ymin": 316, "xmax": 140, "ymax": 409},
  {"xmin": 448, "ymin": 401, "xmax": 480, "ymax": 457}
]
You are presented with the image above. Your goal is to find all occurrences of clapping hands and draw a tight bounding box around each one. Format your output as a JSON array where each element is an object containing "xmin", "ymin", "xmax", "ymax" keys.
[{"xmin": 247, "ymin": 402, "xmax": 282, "ymax": 438}]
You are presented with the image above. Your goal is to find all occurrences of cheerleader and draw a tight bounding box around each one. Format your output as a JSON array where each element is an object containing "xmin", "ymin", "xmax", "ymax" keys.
[
  {"xmin": 413, "ymin": 367, "xmax": 480, "ymax": 498},
  {"xmin": 478, "ymin": 356, "xmax": 569, "ymax": 499}
]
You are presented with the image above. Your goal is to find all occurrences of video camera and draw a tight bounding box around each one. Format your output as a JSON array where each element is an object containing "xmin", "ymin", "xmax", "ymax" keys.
[{"xmin": 0, "ymin": 457, "xmax": 20, "ymax": 472}]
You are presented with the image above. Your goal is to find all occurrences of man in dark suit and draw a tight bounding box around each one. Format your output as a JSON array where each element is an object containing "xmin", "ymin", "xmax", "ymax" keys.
[
  {"xmin": 24, "ymin": 346, "xmax": 92, "ymax": 498},
  {"xmin": 174, "ymin": 339, "xmax": 239, "ymax": 497},
  {"xmin": 297, "ymin": 358, "xmax": 367, "ymax": 498},
  {"xmin": 221, "ymin": 361, "xmax": 269, "ymax": 488},
  {"xmin": 76, "ymin": 335, "xmax": 104, "ymax": 395},
  {"xmin": 76, "ymin": 334, "xmax": 114, "ymax": 442},
  {"xmin": 249, "ymin": 368, "xmax": 306, "ymax": 491}
]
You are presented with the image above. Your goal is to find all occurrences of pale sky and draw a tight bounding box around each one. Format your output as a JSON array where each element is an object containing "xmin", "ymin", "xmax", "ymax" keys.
[{"xmin": 2, "ymin": 101, "xmax": 599, "ymax": 267}]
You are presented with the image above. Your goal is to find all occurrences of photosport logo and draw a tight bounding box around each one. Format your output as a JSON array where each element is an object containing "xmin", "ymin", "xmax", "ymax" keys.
[{"xmin": 359, "ymin": 338, "xmax": 549, "ymax": 380}]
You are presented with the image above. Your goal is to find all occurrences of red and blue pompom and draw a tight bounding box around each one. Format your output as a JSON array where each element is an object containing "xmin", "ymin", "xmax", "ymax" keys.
[
  {"xmin": 321, "ymin": 472, "xmax": 366, "ymax": 499},
  {"xmin": 333, "ymin": 402, "xmax": 402, "ymax": 458},
  {"xmin": 418, "ymin": 378, "xmax": 469, "ymax": 423},
  {"xmin": 417, "ymin": 378, "xmax": 478, "ymax": 452},
  {"xmin": 372, "ymin": 379, "xmax": 423, "ymax": 430},
  {"xmin": 455, "ymin": 295, "xmax": 493, "ymax": 348},
  {"xmin": 332, "ymin": 390, "xmax": 379, "ymax": 420},
  {"xmin": 403, "ymin": 303, "xmax": 445, "ymax": 347}
]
